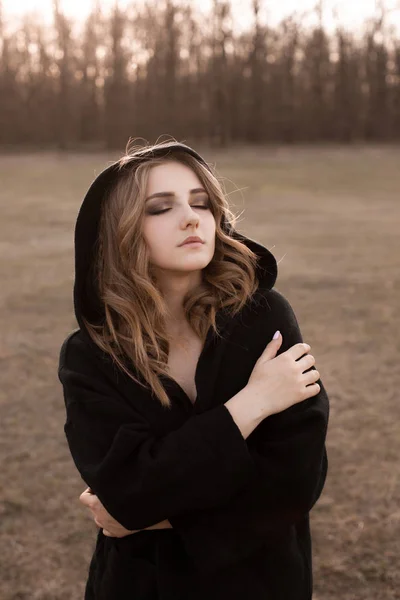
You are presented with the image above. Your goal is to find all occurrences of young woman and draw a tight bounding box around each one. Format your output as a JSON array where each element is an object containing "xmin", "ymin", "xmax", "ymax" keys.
[{"xmin": 58, "ymin": 140, "xmax": 329, "ymax": 600}]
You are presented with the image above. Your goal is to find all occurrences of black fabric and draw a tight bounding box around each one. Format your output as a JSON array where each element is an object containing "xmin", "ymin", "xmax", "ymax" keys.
[{"xmin": 58, "ymin": 142, "xmax": 329, "ymax": 599}]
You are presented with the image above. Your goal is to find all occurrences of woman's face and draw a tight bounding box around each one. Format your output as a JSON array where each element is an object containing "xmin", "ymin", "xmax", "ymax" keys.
[{"xmin": 142, "ymin": 161, "xmax": 216, "ymax": 275}]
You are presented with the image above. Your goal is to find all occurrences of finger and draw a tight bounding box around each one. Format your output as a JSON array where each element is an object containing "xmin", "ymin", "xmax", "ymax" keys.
[
  {"xmin": 84, "ymin": 507, "xmax": 96, "ymax": 521},
  {"xmin": 297, "ymin": 354, "xmax": 315, "ymax": 371},
  {"xmin": 79, "ymin": 490, "xmax": 92, "ymax": 506},
  {"xmin": 303, "ymin": 369, "xmax": 320, "ymax": 385},
  {"xmin": 289, "ymin": 342, "xmax": 311, "ymax": 361},
  {"xmin": 80, "ymin": 490, "xmax": 97, "ymax": 508}
]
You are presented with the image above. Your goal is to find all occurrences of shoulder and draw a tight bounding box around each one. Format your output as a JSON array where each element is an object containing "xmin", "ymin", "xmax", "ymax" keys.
[
  {"xmin": 246, "ymin": 287, "xmax": 299, "ymax": 324},
  {"xmin": 58, "ymin": 328, "xmax": 110, "ymax": 375},
  {"xmin": 58, "ymin": 329, "xmax": 81, "ymax": 370},
  {"xmin": 232, "ymin": 287, "xmax": 303, "ymax": 357}
]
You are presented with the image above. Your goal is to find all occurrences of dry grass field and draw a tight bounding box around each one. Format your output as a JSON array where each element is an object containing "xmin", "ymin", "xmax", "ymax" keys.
[{"xmin": 0, "ymin": 145, "xmax": 399, "ymax": 599}]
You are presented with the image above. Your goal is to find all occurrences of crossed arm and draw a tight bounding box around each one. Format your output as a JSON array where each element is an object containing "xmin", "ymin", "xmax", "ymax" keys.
[
  {"xmin": 79, "ymin": 486, "xmax": 172, "ymax": 537},
  {"xmin": 60, "ymin": 292, "xmax": 329, "ymax": 573}
]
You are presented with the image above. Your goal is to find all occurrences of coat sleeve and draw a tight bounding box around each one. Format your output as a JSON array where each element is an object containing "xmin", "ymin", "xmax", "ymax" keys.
[
  {"xmin": 167, "ymin": 289, "xmax": 330, "ymax": 573},
  {"xmin": 58, "ymin": 334, "xmax": 257, "ymax": 531}
]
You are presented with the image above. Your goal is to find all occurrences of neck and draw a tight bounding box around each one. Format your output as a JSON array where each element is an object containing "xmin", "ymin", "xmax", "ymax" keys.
[{"xmin": 153, "ymin": 269, "xmax": 202, "ymax": 327}]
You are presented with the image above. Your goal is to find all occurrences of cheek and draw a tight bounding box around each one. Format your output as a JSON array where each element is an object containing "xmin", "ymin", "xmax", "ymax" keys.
[
  {"xmin": 209, "ymin": 216, "xmax": 216, "ymax": 234},
  {"xmin": 142, "ymin": 224, "xmax": 178, "ymax": 267},
  {"xmin": 142, "ymin": 220, "xmax": 169, "ymax": 251},
  {"xmin": 206, "ymin": 217, "xmax": 217, "ymax": 243}
]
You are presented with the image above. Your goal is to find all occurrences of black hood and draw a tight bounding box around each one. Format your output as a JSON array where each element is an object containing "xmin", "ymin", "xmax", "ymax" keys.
[{"xmin": 73, "ymin": 142, "xmax": 278, "ymax": 340}]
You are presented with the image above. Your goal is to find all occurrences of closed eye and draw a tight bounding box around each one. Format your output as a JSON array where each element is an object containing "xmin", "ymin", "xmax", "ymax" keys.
[{"xmin": 149, "ymin": 205, "xmax": 211, "ymax": 215}]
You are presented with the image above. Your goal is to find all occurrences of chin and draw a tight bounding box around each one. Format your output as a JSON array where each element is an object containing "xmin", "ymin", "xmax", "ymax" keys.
[
  {"xmin": 179, "ymin": 260, "xmax": 211, "ymax": 271},
  {"xmin": 153, "ymin": 249, "xmax": 214, "ymax": 272},
  {"xmin": 166, "ymin": 257, "xmax": 212, "ymax": 272}
]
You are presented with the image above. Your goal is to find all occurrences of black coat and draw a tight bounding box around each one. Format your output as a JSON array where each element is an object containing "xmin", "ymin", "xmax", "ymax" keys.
[{"xmin": 58, "ymin": 142, "xmax": 329, "ymax": 600}]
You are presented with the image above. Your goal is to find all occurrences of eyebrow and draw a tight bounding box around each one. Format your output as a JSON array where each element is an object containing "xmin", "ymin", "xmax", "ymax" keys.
[{"xmin": 145, "ymin": 188, "xmax": 207, "ymax": 202}]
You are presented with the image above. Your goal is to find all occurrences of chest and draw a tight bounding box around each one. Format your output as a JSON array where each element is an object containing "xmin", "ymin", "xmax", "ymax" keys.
[
  {"xmin": 166, "ymin": 334, "xmax": 204, "ymax": 404},
  {"xmin": 114, "ymin": 292, "xmax": 275, "ymax": 429}
]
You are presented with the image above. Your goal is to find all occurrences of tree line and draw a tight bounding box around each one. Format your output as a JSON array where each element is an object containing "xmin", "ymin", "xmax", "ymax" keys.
[{"xmin": 0, "ymin": 0, "xmax": 399, "ymax": 148}]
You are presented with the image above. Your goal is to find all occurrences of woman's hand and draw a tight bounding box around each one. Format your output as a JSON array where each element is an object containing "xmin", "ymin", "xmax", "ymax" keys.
[
  {"xmin": 246, "ymin": 333, "xmax": 320, "ymax": 418},
  {"xmin": 79, "ymin": 488, "xmax": 173, "ymax": 537},
  {"xmin": 79, "ymin": 488, "xmax": 137, "ymax": 537}
]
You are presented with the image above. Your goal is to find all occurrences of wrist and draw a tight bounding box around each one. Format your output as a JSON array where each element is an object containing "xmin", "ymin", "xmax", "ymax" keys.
[
  {"xmin": 224, "ymin": 385, "xmax": 267, "ymax": 440},
  {"xmin": 244, "ymin": 383, "xmax": 272, "ymax": 421}
]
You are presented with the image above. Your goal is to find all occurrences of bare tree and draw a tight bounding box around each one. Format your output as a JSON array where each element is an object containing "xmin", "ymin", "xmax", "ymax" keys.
[
  {"xmin": 0, "ymin": 5, "xmax": 19, "ymax": 143},
  {"xmin": 53, "ymin": 0, "xmax": 73, "ymax": 149},
  {"xmin": 298, "ymin": 1, "xmax": 332, "ymax": 140},
  {"xmin": 364, "ymin": 2, "xmax": 390, "ymax": 140},
  {"xmin": 104, "ymin": 2, "xmax": 131, "ymax": 149},
  {"xmin": 209, "ymin": 0, "xmax": 232, "ymax": 147},
  {"xmin": 78, "ymin": 1, "xmax": 103, "ymax": 145},
  {"xmin": 163, "ymin": 0, "xmax": 180, "ymax": 134},
  {"xmin": 332, "ymin": 27, "xmax": 359, "ymax": 141},
  {"xmin": 247, "ymin": 0, "xmax": 267, "ymax": 142}
]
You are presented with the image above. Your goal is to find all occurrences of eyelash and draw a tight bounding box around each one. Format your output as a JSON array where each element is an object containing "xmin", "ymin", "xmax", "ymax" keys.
[{"xmin": 150, "ymin": 205, "xmax": 210, "ymax": 215}]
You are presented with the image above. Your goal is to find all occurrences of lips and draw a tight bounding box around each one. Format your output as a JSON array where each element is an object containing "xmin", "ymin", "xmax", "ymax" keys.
[{"xmin": 179, "ymin": 236, "xmax": 204, "ymax": 246}]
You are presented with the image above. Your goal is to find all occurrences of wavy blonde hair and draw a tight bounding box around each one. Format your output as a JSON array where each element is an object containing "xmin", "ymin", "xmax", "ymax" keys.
[{"xmin": 83, "ymin": 141, "xmax": 261, "ymax": 408}]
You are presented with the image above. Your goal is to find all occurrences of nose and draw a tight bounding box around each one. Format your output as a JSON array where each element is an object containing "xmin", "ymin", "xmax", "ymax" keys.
[{"xmin": 180, "ymin": 205, "xmax": 200, "ymax": 228}]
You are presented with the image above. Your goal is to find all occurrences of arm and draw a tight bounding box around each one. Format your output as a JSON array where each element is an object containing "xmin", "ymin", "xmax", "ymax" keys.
[
  {"xmin": 58, "ymin": 333, "xmax": 258, "ymax": 532},
  {"xmin": 167, "ymin": 290, "xmax": 330, "ymax": 572},
  {"xmin": 79, "ymin": 487, "xmax": 173, "ymax": 536},
  {"xmin": 78, "ymin": 381, "xmax": 268, "ymax": 538}
]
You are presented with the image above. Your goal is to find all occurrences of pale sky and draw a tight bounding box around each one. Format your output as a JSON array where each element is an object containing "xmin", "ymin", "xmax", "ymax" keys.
[{"xmin": 3, "ymin": 0, "xmax": 400, "ymax": 34}]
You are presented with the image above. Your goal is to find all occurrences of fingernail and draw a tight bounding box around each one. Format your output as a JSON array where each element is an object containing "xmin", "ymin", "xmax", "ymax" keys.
[{"xmin": 273, "ymin": 330, "xmax": 280, "ymax": 340}]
